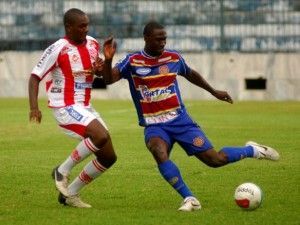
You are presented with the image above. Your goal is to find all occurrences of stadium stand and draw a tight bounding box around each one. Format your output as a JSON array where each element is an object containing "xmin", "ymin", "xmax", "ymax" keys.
[
  {"xmin": 0, "ymin": 0, "xmax": 299, "ymax": 100},
  {"xmin": 0, "ymin": 0, "xmax": 299, "ymax": 52}
]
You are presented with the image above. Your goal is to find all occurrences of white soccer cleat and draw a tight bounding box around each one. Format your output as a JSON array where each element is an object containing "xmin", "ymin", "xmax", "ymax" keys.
[
  {"xmin": 52, "ymin": 166, "xmax": 70, "ymax": 197},
  {"xmin": 178, "ymin": 196, "xmax": 201, "ymax": 212},
  {"xmin": 246, "ymin": 141, "xmax": 280, "ymax": 161},
  {"xmin": 58, "ymin": 193, "xmax": 92, "ymax": 208}
]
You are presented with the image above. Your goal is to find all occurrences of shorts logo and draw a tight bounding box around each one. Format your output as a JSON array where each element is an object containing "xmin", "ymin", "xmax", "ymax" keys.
[
  {"xmin": 66, "ymin": 107, "xmax": 83, "ymax": 121},
  {"xmin": 193, "ymin": 137, "xmax": 204, "ymax": 147}
]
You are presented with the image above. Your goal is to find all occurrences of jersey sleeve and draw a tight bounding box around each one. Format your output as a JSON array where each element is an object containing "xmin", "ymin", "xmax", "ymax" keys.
[
  {"xmin": 177, "ymin": 53, "xmax": 192, "ymax": 77},
  {"xmin": 31, "ymin": 40, "xmax": 65, "ymax": 80},
  {"xmin": 87, "ymin": 35, "xmax": 101, "ymax": 57},
  {"xmin": 115, "ymin": 54, "xmax": 131, "ymax": 79}
]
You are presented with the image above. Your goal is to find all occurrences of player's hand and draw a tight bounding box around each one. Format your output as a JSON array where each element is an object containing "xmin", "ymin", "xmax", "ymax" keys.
[
  {"xmin": 93, "ymin": 56, "xmax": 104, "ymax": 75},
  {"xmin": 103, "ymin": 36, "xmax": 117, "ymax": 60},
  {"xmin": 29, "ymin": 109, "xmax": 42, "ymax": 123},
  {"xmin": 213, "ymin": 90, "xmax": 233, "ymax": 104}
]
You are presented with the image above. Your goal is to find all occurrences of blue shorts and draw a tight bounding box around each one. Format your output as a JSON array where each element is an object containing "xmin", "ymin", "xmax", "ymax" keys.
[{"xmin": 144, "ymin": 112, "xmax": 213, "ymax": 156}]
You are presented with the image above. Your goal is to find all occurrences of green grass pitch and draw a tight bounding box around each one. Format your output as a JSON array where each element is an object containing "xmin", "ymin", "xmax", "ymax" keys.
[{"xmin": 0, "ymin": 98, "xmax": 299, "ymax": 225}]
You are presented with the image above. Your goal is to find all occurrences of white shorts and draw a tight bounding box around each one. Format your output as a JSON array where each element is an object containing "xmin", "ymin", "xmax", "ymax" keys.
[{"xmin": 52, "ymin": 104, "xmax": 108, "ymax": 139}]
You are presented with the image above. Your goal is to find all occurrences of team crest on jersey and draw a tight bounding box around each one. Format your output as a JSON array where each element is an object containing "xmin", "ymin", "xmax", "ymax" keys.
[
  {"xmin": 159, "ymin": 65, "xmax": 169, "ymax": 74},
  {"xmin": 193, "ymin": 137, "xmax": 204, "ymax": 147},
  {"xmin": 71, "ymin": 54, "xmax": 79, "ymax": 62}
]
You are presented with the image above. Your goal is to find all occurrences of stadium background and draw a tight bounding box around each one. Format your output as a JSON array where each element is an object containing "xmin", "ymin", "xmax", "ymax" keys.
[{"xmin": 0, "ymin": 0, "xmax": 299, "ymax": 100}]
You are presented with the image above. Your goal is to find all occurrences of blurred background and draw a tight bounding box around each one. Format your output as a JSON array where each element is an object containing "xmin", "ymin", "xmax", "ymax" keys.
[{"xmin": 0, "ymin": 0, "xmax": 299, "ymax": 100}]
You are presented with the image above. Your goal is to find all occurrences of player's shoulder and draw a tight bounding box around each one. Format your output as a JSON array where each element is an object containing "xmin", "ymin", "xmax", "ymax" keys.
[
  {"xmin": 44, "ymin": 38, "xmax": 68, "ymax": 52},
  {"xmin": 115, "ymin": 51, "xmax": 140, "ymax": 68},
  {"xmin": 52, "ymin": 38, "xmax": 69, "ymax": 47},
  {"xmin": 121, "ymin": 51, "xmax": 142, "ymax": 61},
  {"xmin": 127, "ymin": 50, "xmax": 142, "ymax": 58},
  {"xmin": 86, "ymin": 35, "xmax": 98, "ymax": 43},
  {"xmin": 164, "ymin": 49, "xmax": 182, "ymax": 57},
  {"xmin": 162, "ymin": 49, "xmax": 184, "ymax": 62},
  {"xmin": 86, "ymin": 35, "xmax": 100, "ymax": 49}
]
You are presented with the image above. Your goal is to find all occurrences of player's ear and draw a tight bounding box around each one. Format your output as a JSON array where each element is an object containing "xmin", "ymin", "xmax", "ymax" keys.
[
  {"xmin": 144, "ymin": 34, "xmax": 150, "ymax": 43},
  {"xmin": 65, "ymin": 23, "xmax": 72, "ymax": 33}
]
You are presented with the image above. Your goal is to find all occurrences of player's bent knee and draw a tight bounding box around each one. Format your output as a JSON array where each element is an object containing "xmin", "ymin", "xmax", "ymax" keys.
[
  {"xmin": 205, "ymin": 161, "xmax": 224, "ymax": 168},
  {"xmin": 149, "ymin": 146, "xmax": 168, "ymax": 162},
  {"xmin": 146, "ymin": 138, "xmax": 169, "ymax": 163},
  {"xmin": 197, "ymin": 151, "xmax": 228, "ymax": 168},
  {"xmin": 96, "ymin": 153, "xmax": 117, "ymax": 168},
  {"xmin": 91, "ymin": 131, "xmax": 110, "ymax": 148},
  {"xmin": 205, "ymin": 155, "xmax": 228, "ymax": 168}
]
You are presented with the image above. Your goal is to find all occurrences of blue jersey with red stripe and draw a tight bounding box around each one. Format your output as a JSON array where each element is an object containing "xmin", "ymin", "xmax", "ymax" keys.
[{"xmin": 116, "ymin": 49, "xmax": 191, "ymax": 126}]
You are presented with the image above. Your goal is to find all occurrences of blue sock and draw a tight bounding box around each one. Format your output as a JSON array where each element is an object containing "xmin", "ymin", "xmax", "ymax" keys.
[
  {"xmin": 158, "ymin": 160, "xmax": 193, "ymax": 199},
  {"xmin": 220, "ymin": 146, "xmax": 254, "ymax": 163}
]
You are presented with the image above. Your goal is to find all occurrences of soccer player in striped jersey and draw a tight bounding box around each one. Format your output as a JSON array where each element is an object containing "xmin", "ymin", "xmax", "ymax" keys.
[
  {"xmin": 28, "ymin": 8, "xmax": 117, "ymax": 208},
  {"xmin": 100, "ymin": 21, "xmax": 279, "ymax": 211}
]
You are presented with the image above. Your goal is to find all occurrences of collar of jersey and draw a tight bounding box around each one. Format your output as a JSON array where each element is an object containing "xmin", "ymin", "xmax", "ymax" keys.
[
  {"xmin": 142, "ymin": 50, "xmax": 164, "ymax": 59},
  {"xmin": 64, "ymin": 36, "xmax": 87, "ymax": 47}
]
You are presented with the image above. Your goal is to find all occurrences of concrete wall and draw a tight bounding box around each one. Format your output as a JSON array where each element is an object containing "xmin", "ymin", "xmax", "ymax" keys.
[{"xmin": 0, "ymin": 51, "xmax": 299, "ymax": 100}]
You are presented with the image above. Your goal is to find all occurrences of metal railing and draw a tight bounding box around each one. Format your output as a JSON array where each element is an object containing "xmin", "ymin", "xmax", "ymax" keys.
[{"xmin": 0, "ymin": 0, "xmax": 299, "ymax": 52}]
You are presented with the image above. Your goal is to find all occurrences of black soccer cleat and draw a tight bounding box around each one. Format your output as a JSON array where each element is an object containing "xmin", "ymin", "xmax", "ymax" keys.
[
  {"xmin": 58, "ymin": 192, "xmax": 67, "ymax": 205},
  {"xmin": 51, "ymin": 166, "xmax": 70, "ymax": 197}
]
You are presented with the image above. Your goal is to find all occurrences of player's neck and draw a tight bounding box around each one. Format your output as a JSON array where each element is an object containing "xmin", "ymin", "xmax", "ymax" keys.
[
  {"xmin": 65, "ymin": 36, "xmax": 87, "ymax": 46},
  {"xmin": 143, "ymin": 48, "xmax": 162, "ymax": 58}
]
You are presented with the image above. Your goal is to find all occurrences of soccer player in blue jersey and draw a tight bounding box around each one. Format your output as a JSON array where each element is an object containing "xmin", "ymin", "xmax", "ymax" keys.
[{"xmin": 98, "ymin": 21, "xmax": 280, "ymax": 211}]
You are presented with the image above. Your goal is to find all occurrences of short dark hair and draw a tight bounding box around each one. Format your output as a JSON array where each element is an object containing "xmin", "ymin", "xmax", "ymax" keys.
[
  {"xmin": 63, "ymin": 8, "xmax": 86, "ymax": 26},
  {"xmin": 143, "ymin": 21, "xmax": 164, "ymax": 36}
]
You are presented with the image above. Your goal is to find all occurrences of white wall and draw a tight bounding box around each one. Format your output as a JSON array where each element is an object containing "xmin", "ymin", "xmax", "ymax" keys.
[{"xmin": 0, "ymin": 51, "xmax": 299, "ymax": 100}]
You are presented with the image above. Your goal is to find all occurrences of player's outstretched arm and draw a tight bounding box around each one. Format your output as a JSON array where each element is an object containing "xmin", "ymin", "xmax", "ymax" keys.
[
  {"xmin": 102, "ymin": 36, "xmax": 121, "ymax": 84},
  {"xmin": 185, "ymin": 69, "xmax": 233, "ymax": 104},
  {"xmin": 28, "ymin": 75, "xmax": 42, "ymax": 123}
]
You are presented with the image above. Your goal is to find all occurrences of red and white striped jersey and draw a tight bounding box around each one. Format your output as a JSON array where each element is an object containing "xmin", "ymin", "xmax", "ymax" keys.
[{"xmin": 31, "ymin": 36, "xmax": 100, "ymax": 108}]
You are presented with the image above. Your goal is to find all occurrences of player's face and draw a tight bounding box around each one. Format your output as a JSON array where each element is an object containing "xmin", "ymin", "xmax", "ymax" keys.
[
  {"xmin": 66, "ymin": 14, "xmax": 89, "ymax": 44},
  {"xmin": 144, "ymin": 28, "xmax": 167, "ymax": 56}
]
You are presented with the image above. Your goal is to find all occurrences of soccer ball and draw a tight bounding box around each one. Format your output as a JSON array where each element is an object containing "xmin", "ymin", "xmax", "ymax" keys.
[{"xmin": 234, "ymin": 182, "xmax": 262, "ymax": 210}]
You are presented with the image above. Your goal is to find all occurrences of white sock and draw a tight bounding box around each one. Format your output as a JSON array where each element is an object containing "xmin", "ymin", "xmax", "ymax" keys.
[
  {"xmin": 250, "ymin": 146, "xmax": 260, "ymax": 158},
  {"xmin": 58, "ymin": 138, "xmax": 100, "ymax": 175},
  {"xmin": 68, "ymin": 159, "xmax": 107, "ymax": 196}
]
